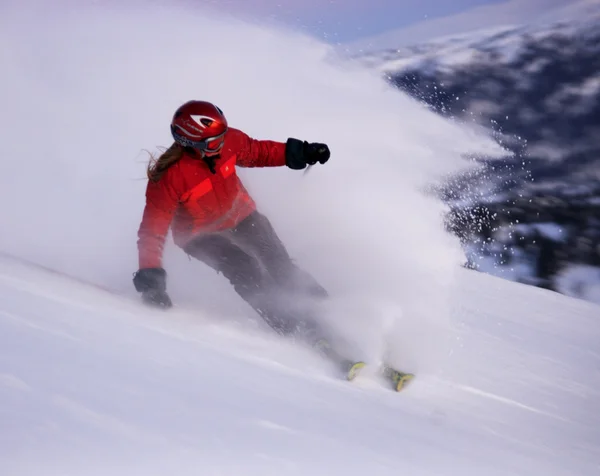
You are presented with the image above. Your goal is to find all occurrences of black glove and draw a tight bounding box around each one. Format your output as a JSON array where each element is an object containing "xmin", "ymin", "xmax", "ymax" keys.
[
  {"xmin": 133, "ymin": 267, "xmax": 172, "ymax": 309},
  {"xmin": 285, "ymin": 138, "xmax": 330, "ymax": 170}
]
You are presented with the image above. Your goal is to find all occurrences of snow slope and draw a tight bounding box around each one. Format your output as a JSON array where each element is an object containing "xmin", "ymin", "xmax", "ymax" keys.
[{"xmin": 1, "ymin": 253, "xmax": 600, "ymax": 476}]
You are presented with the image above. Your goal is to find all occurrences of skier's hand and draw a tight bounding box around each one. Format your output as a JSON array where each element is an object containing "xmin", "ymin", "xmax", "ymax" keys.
[
  {"xmin": 304, "ymin": 142, "xmax": 330, "ymax": 166},
  {"xmin": 133, "ymin": 267, "xmax": 173, "ymax": 309},
  {"xmin": 285, "ymin": 138, "xmax": 330, "ymax": 170}
]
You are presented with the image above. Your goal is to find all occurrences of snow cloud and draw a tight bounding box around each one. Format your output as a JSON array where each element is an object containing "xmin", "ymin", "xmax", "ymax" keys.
[{"xmin": 0, "ymin": 0, "xmax": 505, "ymax": 370}]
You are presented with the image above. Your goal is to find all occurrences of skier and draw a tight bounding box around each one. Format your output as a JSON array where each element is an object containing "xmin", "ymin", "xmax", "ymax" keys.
[
  {"xmin": 132, "ymin": 100, "xmax": 331, "ymax": 341},
  {"xmin": 132, "ymin": 100, "xmax": 414, "ymax": 390}
]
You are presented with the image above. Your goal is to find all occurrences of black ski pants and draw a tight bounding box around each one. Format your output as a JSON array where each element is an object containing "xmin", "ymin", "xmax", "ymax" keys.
[{"xmin": 184, "ymin": 211, "xmax": 328, "ymax": 337}]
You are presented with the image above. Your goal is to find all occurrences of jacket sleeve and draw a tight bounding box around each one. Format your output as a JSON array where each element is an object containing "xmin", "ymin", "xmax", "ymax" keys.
[
  {"xmin": 137, "ymin": 177, "xmax": 179, "ymax": 269},
  {"xmin": 230, "ymin": 128, "xmax": 287, "ymax": 168}
]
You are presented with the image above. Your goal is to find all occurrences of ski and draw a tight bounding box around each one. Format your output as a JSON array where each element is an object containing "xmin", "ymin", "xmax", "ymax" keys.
[
  {"xmin": 381, "ymin": 364, "xmax": 415, "ymax": 392},
  {"xmin": 341, "ymin": 361, "xmax": 414, "ymax": 391},
  {"xmin": 340, "ymin": 359, "xmax": 367, "ymax": 381},
  {"xmin": 312, "ymin": 338, "xmax": 413, "ymax": 391}
]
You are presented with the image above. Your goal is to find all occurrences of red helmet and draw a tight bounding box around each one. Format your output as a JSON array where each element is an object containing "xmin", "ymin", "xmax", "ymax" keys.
[{"xmin": 170, "ymin": 100, "xmax": 228, "ymax": 154}]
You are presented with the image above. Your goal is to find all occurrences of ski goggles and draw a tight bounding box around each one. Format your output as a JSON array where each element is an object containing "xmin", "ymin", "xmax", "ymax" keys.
[{"xmin": 172, "ymin": 128, "xmax": 227, "ymax": 153}]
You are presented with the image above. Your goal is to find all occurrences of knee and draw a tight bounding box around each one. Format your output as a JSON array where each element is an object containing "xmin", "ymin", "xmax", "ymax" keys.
[
  {"xmin": 228, "ymin": 255, "xmax": 265, "ymax": 296},
  {"xmin": 282, "ymin": 262, "xmax": 328, "ymax": 298}
]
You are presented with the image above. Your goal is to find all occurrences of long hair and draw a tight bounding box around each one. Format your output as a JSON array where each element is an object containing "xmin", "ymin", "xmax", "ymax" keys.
[{"xmin": 146, "ymin": 142, "xmax": 184, "ymax": 182}]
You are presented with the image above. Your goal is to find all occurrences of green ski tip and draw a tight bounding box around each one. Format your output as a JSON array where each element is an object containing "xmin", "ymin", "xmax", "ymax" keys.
[
  {"xmin": 345, "ymin": 361, "xmax": 366, "ymax": 381},
  {"xmin": 383, "ymin": 366, "xmax": 415, "ymax": 392}
]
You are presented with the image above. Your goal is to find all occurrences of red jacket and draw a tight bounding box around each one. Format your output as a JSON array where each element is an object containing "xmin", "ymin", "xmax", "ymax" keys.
[{"xmin": 137, "ymin": 128, "xmax": 287, "ymax": 269}]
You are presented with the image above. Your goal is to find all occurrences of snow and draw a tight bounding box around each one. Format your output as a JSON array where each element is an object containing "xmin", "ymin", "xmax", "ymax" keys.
[
  {"xmin": 354, "ymin": 4, "xmax": 600, "ymax": 77},
  {"xmin": 2, "ymin": 254, "xmax": 600, "ymax": 476},
  {"xmin": 555, "ymin": 264, "xmax": 600, "ymax": 304},
  {"xmin": 514, "ymin": 222, "xmax": 568, "ymax": 242},
  {"xmin": 0, "ymin": 0, "xmax": 508, "ymax": 345},
  {"xmin": 0, "ymin": 1, "xmax": 599, "ymax": 475},
  {"xmin": 545, "ymin": 79, "xmax": 600, "ymax": 116},
  {"xmin": 579, "ymin": 76, "xmax": 600, "ymax": 96},
  {"xmin": 343, "ymin": 0, "xmax": 599, "ymax": 53}
]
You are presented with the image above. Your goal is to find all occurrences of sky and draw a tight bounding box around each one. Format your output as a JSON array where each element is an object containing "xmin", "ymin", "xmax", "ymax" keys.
[{"xmin": 205, "ymin": 0, "xmax": 506, "ymax": 43}]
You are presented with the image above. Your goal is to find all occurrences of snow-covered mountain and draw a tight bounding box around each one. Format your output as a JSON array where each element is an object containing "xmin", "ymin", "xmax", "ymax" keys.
[
  {"xmin": 354, "ymin": 5, "xmax": 600, "ymax": 303},
  {"xmin": 345, "ymin": 0, "xmax": 600, "ymax": 52}
]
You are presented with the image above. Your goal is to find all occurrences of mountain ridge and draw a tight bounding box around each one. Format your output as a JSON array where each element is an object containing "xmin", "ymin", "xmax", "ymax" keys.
[{"xmin": 353, "ymin": 8, "xmax": 600, "ymax": 303}]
